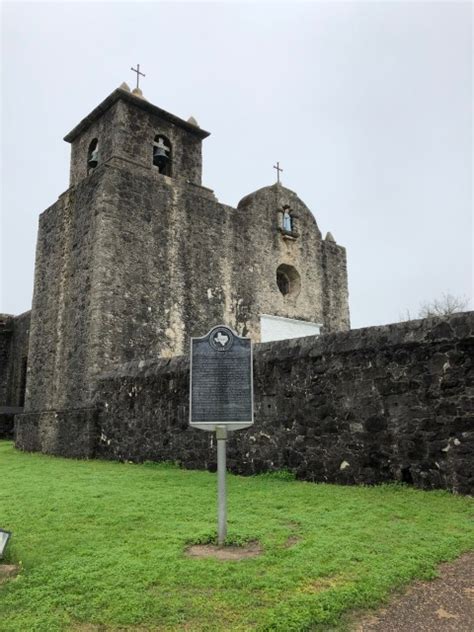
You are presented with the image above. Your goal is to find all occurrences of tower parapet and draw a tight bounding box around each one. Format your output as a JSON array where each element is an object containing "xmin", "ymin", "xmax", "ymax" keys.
[{"xmin": 64, "ymin": 87, "xmax": 210, "ymax": 187}]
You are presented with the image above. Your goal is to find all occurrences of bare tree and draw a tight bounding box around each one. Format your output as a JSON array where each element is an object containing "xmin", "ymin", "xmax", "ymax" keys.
[
  {"xmin": 399, "ymin": 293, "xmax": 470, "ymax": 322},
  {"xmin": 418, "ymin": 293, "xmax": 469, "ymax": 318}
]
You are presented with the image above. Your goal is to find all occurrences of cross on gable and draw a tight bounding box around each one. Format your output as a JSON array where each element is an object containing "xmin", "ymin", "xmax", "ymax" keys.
[
  {"xmin": 130, "ymin": 64, "xmax": 146, "ymax": 90},
  {"xmin": 273, "ymin": 162, "xmax": 283, "ymax": 183}
]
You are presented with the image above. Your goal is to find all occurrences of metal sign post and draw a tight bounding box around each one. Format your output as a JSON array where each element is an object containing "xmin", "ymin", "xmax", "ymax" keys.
[
  {"xmin": 189, "ymin": 325, "xmax": 253, "ymax": 547},
  {"xmin": 216, "ymin": 425, "xmax": 228, "ymax": 545}
]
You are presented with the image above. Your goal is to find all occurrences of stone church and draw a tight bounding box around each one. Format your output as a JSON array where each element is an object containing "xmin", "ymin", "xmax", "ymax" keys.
[
  {"xmin": 1, "ymin": 85, "xmax": 471, "ymax": 496},
  {"xmin": 1, "ymin": 83, "xmax": 349, "ymax": 436}
]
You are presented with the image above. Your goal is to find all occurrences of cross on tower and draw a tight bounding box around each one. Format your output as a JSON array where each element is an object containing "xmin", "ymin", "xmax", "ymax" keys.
[
  {"xmin": 273, "ymin": 162, "xmax": 283, "ymax": 184},
  {"xmin": 130, "ymin": 64, "xmax": 146, "ymax": 90}
]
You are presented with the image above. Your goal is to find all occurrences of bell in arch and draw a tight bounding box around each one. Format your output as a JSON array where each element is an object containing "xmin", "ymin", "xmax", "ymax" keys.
[
  {"xmin": 153, "ymin": 145, "xmax": 169, "ymax": 168},
  {"xmin": 88, "ymin": 147, "xmax": 99, "ymax": 169},
  {"xmin": 87, "ymin": 139, "xmax": 99, "ymax": 170},
  {"xmin": 153, "ymin": 136, "xmax": 171, "ymax": 170}
]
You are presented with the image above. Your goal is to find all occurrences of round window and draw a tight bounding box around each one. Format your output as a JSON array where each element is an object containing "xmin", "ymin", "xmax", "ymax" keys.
[{"xmin": 276, "ymin": 264, "xmax": 301, "ymax": 297}]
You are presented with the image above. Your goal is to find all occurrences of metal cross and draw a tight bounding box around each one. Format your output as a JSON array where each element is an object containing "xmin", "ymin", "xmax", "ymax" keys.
[
  {"xmin": 130, "ymin": 64, "xmax": 146, "ymax": 90},
  {"xmin": 273, "ymin": 162, "xmax": 283, "ymax": 183}
]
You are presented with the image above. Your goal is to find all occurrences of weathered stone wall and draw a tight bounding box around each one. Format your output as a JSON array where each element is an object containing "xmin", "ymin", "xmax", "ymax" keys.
[
  {"xmin": 0, "ymin": 315, "xmax": 13, "ymax": 406},
  {"xmin": 0, "ymin": 312, "xmax": 31, "ymax": 437},
  {"xmin": 94, "ymin": 312, "xmax": 473, "ymax": 493},
  {"xmin": 85, "ymin": 161, "xmax": 227, "ymax": 367},
  {"xmin": 73, "ymin": 163, "xmax": 349, "ymax": 373},
  {"xmin": 24, "ymin": 88, "xmax": 350, "ymax": 417},
  {"xmin": 68, "ymin": 89, "xmax": 205, "ymax": 187},
  {"xmin": 0, "ymin": 314, "xmax": 14, "ymax": 438},
  {"xmin": 8, "ymin": 312, "xmax": 31, "ymax": 406},
  {"xmin": 16, "ymin": 313, "xmax": 472, "ymax": 493},
  {"xmin": 234, "ymin": 185, "xmax": 349, "ymax": 337},
  {"xmin": 321, "ymin": 239, "xmax": 350, "ymax": 332},
  {"xmin": 25, "ymin": 173, "xmax": 109, "ymax": 412},
  {"xmin": 15, "ymin": 409, "xmax": 97, "ymax": 457},
  {"xmin": 69, "ymin": 101, "xmax": 121, "ymax": 187}
]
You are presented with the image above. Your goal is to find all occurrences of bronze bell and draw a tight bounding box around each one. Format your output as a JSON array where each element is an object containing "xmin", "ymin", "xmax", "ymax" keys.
[
  {"xmin": 153, "ymin": 145, "xmax": 169, "ymax": 167},
  {"xmin": 88, "ymin": 149, "xmax": 98, "ymax": 169}
]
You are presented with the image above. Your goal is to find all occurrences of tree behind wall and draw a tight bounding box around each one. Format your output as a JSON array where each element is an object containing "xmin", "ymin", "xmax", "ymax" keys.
[
  {"xmin": 400, "ymin": 293, "xmax": 469, "ymax": 322},
  {"xmin": 418, "ymin": 293, "xmax": 469, "ymax": 318}
]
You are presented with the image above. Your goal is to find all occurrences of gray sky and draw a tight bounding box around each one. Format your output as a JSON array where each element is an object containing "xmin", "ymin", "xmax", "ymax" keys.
[{"xmin": 1, "ymin": 1, "xmax": 472, "ymax": 328}]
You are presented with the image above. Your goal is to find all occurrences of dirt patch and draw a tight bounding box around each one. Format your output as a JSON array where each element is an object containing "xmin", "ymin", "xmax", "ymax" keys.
[
  {"xmin": 0, "ymin": 564, "xmax": 20, "ymax": 584},
  {"xmin": 284, "ymin": 535, "xmax": 301, "ymax": 548},
  {"xmin": 352, "ymin": 551, "xmax": 474, "ymax": 632},
  {"xmin": 186, "ymin": 541, "xmax": 262, "ymax": 561}
]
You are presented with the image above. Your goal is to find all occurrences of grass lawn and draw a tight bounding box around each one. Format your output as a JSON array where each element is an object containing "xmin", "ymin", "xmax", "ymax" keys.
[{"xmin": 0, "ymin": 441, "xmax": 473, "ymax": 631}]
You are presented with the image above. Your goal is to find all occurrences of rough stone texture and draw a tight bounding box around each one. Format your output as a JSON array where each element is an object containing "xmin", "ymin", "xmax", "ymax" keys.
[
  {"xmin": 6, "ymin": 90, "xmax": 472, "ymax": 501},
  {"xmin": 16, "ymin": 312, "xmax": 471, "ymax": 492},
  {"xmin": 0, "ymin": 315, "xmax": 13, "ymax": 407},
  {"xmin": 0, "ymin": 312, "xmax": 30, "ymax": 437},
  {"xmin": 234, "ymin": 186, "xmax": 350, "ymax": 337},
  {"xmin": 15, "ymin": 409, "xmax": 97, "ymax": 458},
  {"xmin": 66, "ymin": 89, "xmax": 207, "ymax": 188},
  {"xmin": 25, "ymin": 178, "xmax": 106, "ymax": 412},
  {"xmin": 21, "ymin": 87, "xmax": 349, "ymax": 421},
  {"xmin": 0, "ymin": 414, "xmax": 15, "ymax": 440},
  {"xmin": 7, "ymin": 312, "xmax": 30, "ymax": 407}
]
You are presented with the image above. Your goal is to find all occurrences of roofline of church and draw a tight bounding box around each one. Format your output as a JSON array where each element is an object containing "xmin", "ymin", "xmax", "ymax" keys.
[{"xmin": 63, "ymin": 88, "xmax": 211, "ymax": 143}]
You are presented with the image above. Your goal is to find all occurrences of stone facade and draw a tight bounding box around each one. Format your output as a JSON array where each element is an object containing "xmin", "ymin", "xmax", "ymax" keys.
[
  {"xmin": 0, "ymin": 312, "xmax": 30, "ymax": 437},
  {"xmin": 18, "ymin": 85, "xmax": 349, "ymax": 420},
  {"xmin": 15, "ymin": 312, "xmax": 474, "ymax": 494},
  {"xmin": 4, "ymin": 85, "xmax": 471, "ymax": 496}
]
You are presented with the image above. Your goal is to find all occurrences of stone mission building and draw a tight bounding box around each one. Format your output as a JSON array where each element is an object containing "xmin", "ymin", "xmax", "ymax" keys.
[
  {"xmin": 2, "ymin": 85, "xmax": 471, "ymax": 497},
  {"xmin": 1, "ymin": 83, "xmax": 349, "ymax": 440}
]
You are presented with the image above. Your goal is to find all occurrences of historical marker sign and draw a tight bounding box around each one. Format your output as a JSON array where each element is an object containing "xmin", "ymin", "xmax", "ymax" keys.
[
  {"xmin": 190, "ymin": 325, "xmax": 253, "ymax": 431},
  {"xmin": 190, "ymin": 325, "xmax": 253, "ymax": 545}
]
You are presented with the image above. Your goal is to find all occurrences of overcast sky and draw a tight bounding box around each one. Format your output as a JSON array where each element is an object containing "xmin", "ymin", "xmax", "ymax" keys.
[{"xmin": 1, "ymin": 1, "xmax": 472, "ymax": 329}]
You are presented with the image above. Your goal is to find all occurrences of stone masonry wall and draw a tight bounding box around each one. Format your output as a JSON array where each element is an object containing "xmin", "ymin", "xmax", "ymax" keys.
[
  {"xmin": 24, "ymin": 90, "xmax": 350, "ymax": 419},
  {"xmin": 15, "ymin": 409, "xmax": 97, "ymax": 458},
  {"xmin": 0, "ymin": 312, "xmax": 31, "ymax": 438},
  {"xmin": 68, "ymin": 92, "xmax": 204, "ymax": 187},
  {"xmin": 17, "ymin": 312, "xmax": 471, "ymax": 493},
  {"xmin": 8, "ymin": 312, "xmax": 31, "ymax": 406},
  {"xmin": 25, "ymin": 173, "xmax": 107, "ymax": 412},
  {"xmin": 234, "ymin": 185, "xmax": 349, "ymax": 337},
  {"xmin": 0, "ymin": 315, "xmax": 14, "ymax": 438},
  {"xmin": 0, "ymin": 315, "xmax": 13, "ymax": 406}
]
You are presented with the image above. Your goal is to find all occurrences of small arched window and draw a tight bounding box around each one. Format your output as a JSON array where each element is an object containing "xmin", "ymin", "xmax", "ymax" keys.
[
  {"xmin": 87, "ymin": 138, "xmax": 99, "ymax": 173},
  {"xmin": 153, "ymin": 135, "xmax": 172, "ymax": 176}
]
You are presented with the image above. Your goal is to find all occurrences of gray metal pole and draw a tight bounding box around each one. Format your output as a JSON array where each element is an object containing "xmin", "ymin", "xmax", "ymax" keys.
[{"xmin": 216, "ymin": 425, "xmax": 228, "ymax": 547}]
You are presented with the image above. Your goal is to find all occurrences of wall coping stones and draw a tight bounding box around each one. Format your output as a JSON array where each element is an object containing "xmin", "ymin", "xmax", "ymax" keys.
[
  {"xmin": 64, "ymin": 88, "xmax": 211, "ymax": 143},
  {"xmin": 95, "ymin": 312, "xmax": 474, "ymax": 382}
]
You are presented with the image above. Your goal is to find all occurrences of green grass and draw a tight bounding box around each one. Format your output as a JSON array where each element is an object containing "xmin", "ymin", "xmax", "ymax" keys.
[{"xmin": 0, "ymin": 441, "xmax": 472, "ymax": 632}]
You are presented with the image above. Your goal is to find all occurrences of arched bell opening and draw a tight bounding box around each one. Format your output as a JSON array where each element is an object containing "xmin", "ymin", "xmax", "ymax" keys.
[
  {"xmin": 153, "ymin": 135, "xmax": 172, "ymax": 176},
  {"xmin": 276, "ymin": 264, "xmax": 301, "ymax": 297},
  {"xmin": 87, "ymin": 138, "xmax": 99, "ymax": 173}
]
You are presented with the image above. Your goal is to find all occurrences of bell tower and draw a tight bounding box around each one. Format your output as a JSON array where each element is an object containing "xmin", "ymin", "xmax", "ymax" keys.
[
  {"xmin": 64, "ymin": 83, "xmax": 209, "ymax": 187},
  {"xmin": 18, "ymin": 80, "xmax": 349, "ymax": 460},
  {"xmin": 24, "ymin": 83, "xmax": 212, "ymax": 421}
]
